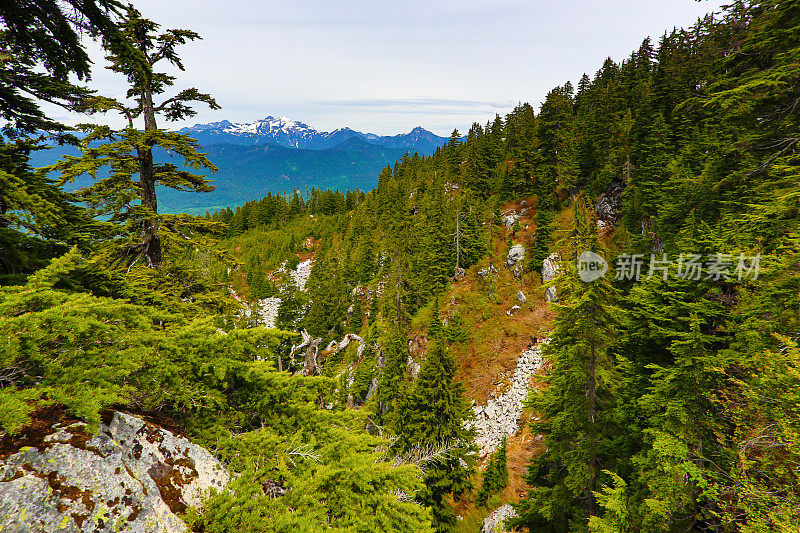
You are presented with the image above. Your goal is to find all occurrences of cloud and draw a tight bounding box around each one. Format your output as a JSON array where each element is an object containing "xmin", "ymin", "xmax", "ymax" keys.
[
  {"xmin": 318, "ymin": 97, "xmax": 514, "ymax": 110},
  {"xmin": 36, "ymin": 0, "xmax": 727, "ymax": 136}
]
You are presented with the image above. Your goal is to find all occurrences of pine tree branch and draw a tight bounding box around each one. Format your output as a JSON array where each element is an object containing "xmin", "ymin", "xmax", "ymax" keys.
[{"xmin": 746, "ymin": 137, "xmax": 799, "ymax": 178}]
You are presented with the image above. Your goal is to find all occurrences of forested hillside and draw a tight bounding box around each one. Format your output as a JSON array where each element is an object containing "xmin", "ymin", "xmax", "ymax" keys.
[
  {"xmin": 222, "ymin": 1, "xmax": 800, "ymax": 530},
  {"xmin": 2, "ymin": 1, "xmax": 800, "ymax": 532}
]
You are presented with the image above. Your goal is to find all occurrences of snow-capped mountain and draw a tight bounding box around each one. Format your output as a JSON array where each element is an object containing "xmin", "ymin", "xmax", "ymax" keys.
[{"xmin": 179, "ymin": 117, "xmax": 448, "ymax": 155}]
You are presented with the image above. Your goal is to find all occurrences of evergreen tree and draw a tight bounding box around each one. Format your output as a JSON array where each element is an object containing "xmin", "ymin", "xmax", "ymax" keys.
[
  {"xmin": 375, "ymin": 320, "xmax": 408, "ymax": 424},
  {"xmin": 428, "ymin": 298, "xmax": 444, "ymax": 340},
  {"xmin": 630, "ymin": 317, "xmax": 726, "ymax": 531},
  {"xmin": 417, "ymin": 174, "xmax": 451, "ymax": 300},
  {"xmin": 705, "ymin": 0, "xmax": 800, "ymax": 250},
  {"xmin": 0, "ymin": 0, "xmax": 131, "ymax": 134},
  {"xmin": 47, "ymin": 7, "xmax": 220, "ymax": 268},
  {"xmin": 513, "ymin": 197, "xmax": 622, "ymax": 531},
  {"xmin": 461, "ymin": 124, "xmax": 490, "ymax": 195},
  {"xmin": 446, "ymin": 129, "xmax": 462, "ymax": 174},
  {"xmin": 0, "ymin": 1, "xmax": 130, "ymax": 275},
  {"xmin": 193, "ymin": 411, "xmax": 434, "ymax": 533},
  {"xmin": 304, "ymin": 250, "xmax": 347, "ymax": 338},
  {"xmin": 621, "ymin": 113, "xmax": 671, "ymax": 243},
  {"xmin": 457, "ymin": 191, "xmax": 488, "ymax": 270},
  {"xmin": 392, "ymin": 310, "xmax": 475, "ymax": 531},
  {"xmin": 504, "ymin": 102, "xmax": 538, "ymax": 198},
  {"xmin": 357, "ymin": 236, "xmax": 377, "ymax": 284},
  {"xmin": 535, "ymin": 83, "xmax": 578, "ymax": 205},
  {"xmin": 0, "ymin": 141, "xmax": 102, "ymax": 276},
  {"xmin": 476, "ymin": 436, "xmax": 509, "ymax": 507},
  {"xmin": 0, "ymin": 247, "xmax": 295, "ymax": 433},
  {"xmin": 527, "ymin": 207, "xmax": 553, "ymax": 273}
]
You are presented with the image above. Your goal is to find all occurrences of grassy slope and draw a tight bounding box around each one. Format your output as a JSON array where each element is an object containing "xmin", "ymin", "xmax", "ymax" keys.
[{"xmin": 408, "ymin": 198, "xmax": 572, "ymax": 529}]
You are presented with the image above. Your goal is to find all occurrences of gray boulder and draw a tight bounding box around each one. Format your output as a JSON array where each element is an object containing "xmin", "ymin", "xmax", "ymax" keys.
[
  {"xmin": 516, "ymin": 290, "xmax": 526, "ymax": 303},
  {"xmin": 506, "ymin": 244, "xmax": 526, "ymax": 267},
  {"xmin": 482, "ymin": 504, "xmax": 519, "ymax": 533},
  {"xmin": 0, "ymin": 411, "xmax": 228, "ymax": 532},
  {"xmin": 502, "ymin": 213, "xmax": 519, "ymax": 228},
  {"xmin": 542, "ymin": 252, "xmax": 561, "ymax": 302}
]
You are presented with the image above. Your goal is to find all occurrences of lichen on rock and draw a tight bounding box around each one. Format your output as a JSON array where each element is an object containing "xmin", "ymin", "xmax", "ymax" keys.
[{"xmin": 0, "ymin": 412, "xmax": 228, "ymax": 532}]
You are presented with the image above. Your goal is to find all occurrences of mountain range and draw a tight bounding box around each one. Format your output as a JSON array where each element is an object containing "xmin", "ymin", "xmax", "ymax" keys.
[
  {"xmin": 35, "ymin": 117, "xmax": 451, "ymax": 214},
  {"xmin": 179, "ymin": 116, "xmax": 449, "ymax": 155}
]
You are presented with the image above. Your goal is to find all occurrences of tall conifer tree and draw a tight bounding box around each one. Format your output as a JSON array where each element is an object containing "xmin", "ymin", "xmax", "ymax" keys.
[
  {"xmin": 514, "ymin": 197, "xmax": 622, "ymax": 531},
  {"xmin": 392, "ymin": 311, "xmax": 475, "ymax": 532},
  {"xmin": 48, "ymin": 7, "xmax": 220, "ymax": 268}
]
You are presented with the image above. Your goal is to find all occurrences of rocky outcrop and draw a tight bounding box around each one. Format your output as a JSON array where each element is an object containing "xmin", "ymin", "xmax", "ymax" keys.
[
  {"xmin": 255, "ymin": 296, "xmax": 282, "ymax": 329},
  {"xmin": 0, "ymin": 411, "xmax": 228, "ymax": 533},
  {"xmin": 291, "ymin": 259, "xmax": 313, "ymax": 291},
  {"xmin": 482, "ymin": 504, "xmax": 518, "ymax": 533},
  {"xmin": 240, "ymin": 259, "xmax": 314, "ymax": 330},
  {"xmin": 542, "ymin": 252, "xmax": 561, "ymax": 302},
  {"xmin": 407, "ymin": 355, "xmax": 421, "ymax": 379},
  {"xmin": 506, "ymin": 244, "xmax": 526, "ymax": 268},
  {"xmin": 466, "ymin": 343, "xmax": 545, "ymax": 457},
  {"xmin": 595, "ymin": 181, "xmax": 624, "ymax": 226}
]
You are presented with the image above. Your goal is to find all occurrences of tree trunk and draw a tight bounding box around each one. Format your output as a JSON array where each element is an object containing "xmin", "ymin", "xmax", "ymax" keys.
[
  {"xmin": 301, "ymin": 336, "xmax": 322, "ymax": 376},
  {"xmin": 588, "ymin": 343, "xmax": 597, "ymax": 423},
  {"xmin": 587, "ymin": 341, "xmax": 598, "ymax": 517},
  {"xmin": 455, "ymin": 209, "xmax": 461, "ymax": 276},
  {"xmin": 137, "ymin": 84, "xmax": 161, "ymax": 267}
]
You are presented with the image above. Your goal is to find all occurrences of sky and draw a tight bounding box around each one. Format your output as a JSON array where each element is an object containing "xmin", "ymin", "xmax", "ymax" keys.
[{"xmin": 51, "ymin": 0, "xmax": 726, "ymax": 136}]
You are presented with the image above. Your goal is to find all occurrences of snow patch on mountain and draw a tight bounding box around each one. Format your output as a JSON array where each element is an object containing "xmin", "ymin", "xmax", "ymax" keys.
[{"xmin": 180, "ymin": 116, "xmax": 449, "ymax": 154}]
